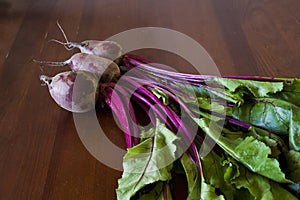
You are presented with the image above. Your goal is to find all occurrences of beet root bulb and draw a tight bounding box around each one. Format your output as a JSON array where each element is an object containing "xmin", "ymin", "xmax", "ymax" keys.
[
  {"xmin": 35, "ymin": 53, "xmax": 120, "ymax": 83},
  {"xmin": 40, "ymin": 71, "xmax": 99, "ymax": 113}
]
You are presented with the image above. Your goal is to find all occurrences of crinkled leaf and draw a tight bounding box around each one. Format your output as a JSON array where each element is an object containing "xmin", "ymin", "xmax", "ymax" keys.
[
  {"xmin": 224, "ymin": 156, "xmax": 298, "ymax": 200},
  {"xmin": 235, "ymin": 136, "xmax": 291, "ymax": 183},
  {"xmin": 207, "ymin": 77, "xmax": 284, "ymax": 97},
  {"xmin": 140, "ymin": 127, "xmax": 155, "ymax": 141},
  {"xmin": 201, "ymin": 181, "xmax": 226, "ymax": 200},
  {"xmin": 231, "ymin": 98, "xmax": 300, "ymax": 150},
  {"xmin": 268, "ymin": 79, "xmax": 300, "ymax": 107},
  {"xmin": 116, "ymin": 121, "xmax": 179, "ymax": 200},
  {"xmin": 180, "ymin": 153, "xmax": 201, "ymax": 200},
  {"xmin": 194, "ymin": 118, "xmax": 292, "ymax": 183},
  {"xmin": 249, "ymin": 128, "xmax": 300, "ymax": 183},
  {"xmin": 201, "ymin": 150, "xmax": 238, "ymax": 199},
  {"xmin": 248, "ymin": 129, "xmax": 300, "ymax": 183},
  {"xmin": 247, "ymin": 127, "xmax": 288, "ymax": 159},
  {"xmin": 221, "ymin": 156, "xmax": 240, "ymax": 183}
]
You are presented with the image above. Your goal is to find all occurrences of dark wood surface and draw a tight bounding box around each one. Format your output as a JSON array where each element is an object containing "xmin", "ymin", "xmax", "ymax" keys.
[{"xmin": 1, "ymin": 0, "xmax": 300, "ymax": 199}]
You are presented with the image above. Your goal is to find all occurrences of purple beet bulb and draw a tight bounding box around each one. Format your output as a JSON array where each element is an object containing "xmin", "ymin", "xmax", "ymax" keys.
[{"xmin": 40, "ymin": 70, "xmax": 99, "ymax": 113}]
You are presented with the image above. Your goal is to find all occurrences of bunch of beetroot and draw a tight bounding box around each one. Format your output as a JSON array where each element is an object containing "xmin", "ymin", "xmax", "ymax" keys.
[{"xmin": 37, "ymin": 22, "xmax": 300, "ymax": 200}]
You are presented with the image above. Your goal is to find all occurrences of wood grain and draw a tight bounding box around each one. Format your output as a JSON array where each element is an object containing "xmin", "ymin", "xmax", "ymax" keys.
[{"xmin": 1, "ymin": 0, "xmax": 300, "ymax": 199}]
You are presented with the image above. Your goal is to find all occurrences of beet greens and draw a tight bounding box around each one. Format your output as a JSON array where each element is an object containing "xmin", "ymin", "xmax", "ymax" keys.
[{"xmin": 114, "ymin": 54, "xmax": 300, "ymax": 199}]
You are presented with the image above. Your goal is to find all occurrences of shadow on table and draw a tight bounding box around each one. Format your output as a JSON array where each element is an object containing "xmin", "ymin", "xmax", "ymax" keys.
[{"xmin": 0, "ymin": 1, "xmax": 11, "ymax": 18}]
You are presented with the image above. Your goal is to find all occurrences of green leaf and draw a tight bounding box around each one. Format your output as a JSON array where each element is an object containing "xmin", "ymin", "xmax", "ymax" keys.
[
  {"xmin": 268, "ymin": 79, "xmax": 300, "ymax": 107},
  {"xmin": 197, "ymin": 97, "xmax": 226, "ymax": 112},
  {"xmin": 285, "ymin": 150, "xmax": 300, "ymax": 183},
  {"xmin": 175, "ymin": 82, "xmax": 243, "ymax": 104},
  {"xmin": 247, "ymin": 127, "xmax": 288, "ymax": 159},
  {"xmin": 201, "ymin": 150, "xmax": 238, "ymax": 199},
  {"xmin": 231, "ymin": 98, "xmax": 300, "ymax": 150},
  {"xmin": 187, "ymin": 98, "xmax": 226, "ymax": 122},
  {"xmin": 231, "ymin": 98, "xmax": 290, "ymax": 135},
  {"xmin": 194, "ymin": 118, "xmax": 293, "ymax": 183},
  {"xmin": 116, "ymin": 121, "xmax": 179, "ymax": 200},
  {"xmin": 151, "ymin": 88, "xmax": 169, "ymax": 106},
  {"xmin": 180, "ymin": 153, "xmax": 201, "ymax": 200},
  {"xmin": 221, "ymin": 156, "xmax": 240, "ymax": 183},
  {"xmin": 249, "ymin": 128, "xmax": 300, "ymax": 183},
  {"xmin": 207, "ymin": 77, "xmax": 284, "ymax": 97},
  {"xmin": 234, "ymin": 136, "xmax": 291, "ymax": 183},
  {"xmin": 201, "ymin": 181, "xmax": 226, "ymax": 200},
  {"xmin": 289, "ymin": 106, "xmax": 300, "ymax": 151},
  {"xmin": 225, "ymin": 156, "xmax": 298, "ymax": 200},
  {"xmin": 248, "ymin": 128, "xmax": 300, "ymax": 183}
]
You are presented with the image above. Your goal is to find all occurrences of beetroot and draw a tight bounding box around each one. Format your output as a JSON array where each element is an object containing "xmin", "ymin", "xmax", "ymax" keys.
[
  {"xmin": 35, "ymin": 53, "xmax": 120, "ymax": 83},
  {"xmin": 49, "ymin": 21, "xmax": 122, "ymax": 61},
  {"xmin": 40, "ymin": 70, "xmax": 99, "ymax": 113}
]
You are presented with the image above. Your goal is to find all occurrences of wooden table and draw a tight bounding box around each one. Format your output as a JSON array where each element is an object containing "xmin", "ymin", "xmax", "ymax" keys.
[{"xmin": 1, "ymin": 0, "xmax": 300, "ymax": 199}]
